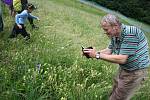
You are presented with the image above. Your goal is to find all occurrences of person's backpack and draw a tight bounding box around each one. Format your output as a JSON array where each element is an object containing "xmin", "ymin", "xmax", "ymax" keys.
[{"xmin": 13, "ymin": 0, "xmax": 21, "ymax": 12}]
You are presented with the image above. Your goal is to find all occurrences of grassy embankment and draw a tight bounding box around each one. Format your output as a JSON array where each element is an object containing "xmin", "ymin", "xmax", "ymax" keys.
[{"xmin": 0, "ymin": 0, "xmax": 150, "ymax": 99}]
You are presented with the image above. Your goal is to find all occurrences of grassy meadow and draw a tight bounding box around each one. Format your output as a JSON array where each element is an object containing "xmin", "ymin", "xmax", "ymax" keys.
[{"xmin": 0, "ymin": 0, "xmax": 150, "ymax": 100}]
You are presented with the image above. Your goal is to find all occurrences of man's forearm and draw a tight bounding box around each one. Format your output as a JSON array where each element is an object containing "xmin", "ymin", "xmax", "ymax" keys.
[
  {"xmin": 99, "ymin": 53, "xmax": 128, "ymax": 64},
  {"xmin": 100, "ymin": 48, "xmax": 112, "ymax": 55}
]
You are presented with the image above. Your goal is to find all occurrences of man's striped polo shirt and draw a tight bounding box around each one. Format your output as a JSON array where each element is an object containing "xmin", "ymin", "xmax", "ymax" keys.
[{"xmin": 108, "ymin": 24, "xmax": 150, "ymax": 71}]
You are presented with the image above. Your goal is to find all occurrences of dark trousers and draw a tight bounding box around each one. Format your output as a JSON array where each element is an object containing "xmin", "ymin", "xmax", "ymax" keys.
[
  {"xmin": 28, "ymin": 17, "xmax": 34, "ymax": 26},
  {"xmin": 10, "ymin": 23, "xmax": 30, "ymax": 39},
  {"xmin": 0, "ymin": 15, "xmax": 3, "ymax": 32}
]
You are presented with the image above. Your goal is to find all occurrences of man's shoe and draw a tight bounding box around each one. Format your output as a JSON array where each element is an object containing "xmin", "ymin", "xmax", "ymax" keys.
[
  {"xmin": 32, "ymin": 25, "xmax": 39, "ymax": 30},
  {"xmin": 9, "ymin": 34, "xmax": 16, "ymax": 38}
]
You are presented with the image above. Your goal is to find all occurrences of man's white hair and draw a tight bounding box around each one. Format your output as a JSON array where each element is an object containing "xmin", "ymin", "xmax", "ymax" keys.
[{"xmin": 101, "ymin": 14, "xmax": 121, "ymax": 26}]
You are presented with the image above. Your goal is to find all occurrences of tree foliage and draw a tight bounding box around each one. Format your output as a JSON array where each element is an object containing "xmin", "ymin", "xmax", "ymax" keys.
[{"xmin": 88, "ymin": 0, "xmax": 150, "ymax": 25}]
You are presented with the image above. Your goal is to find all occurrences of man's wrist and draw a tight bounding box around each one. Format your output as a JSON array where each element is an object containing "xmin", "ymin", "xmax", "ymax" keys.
[{"xmin": 96, "ymin": 52, "xmax": 101, "ymax": 59}]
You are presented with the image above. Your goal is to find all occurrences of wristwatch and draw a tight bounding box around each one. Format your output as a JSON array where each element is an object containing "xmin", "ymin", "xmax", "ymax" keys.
[{"xmin": 96, "ymin": 52, "xmax": 101, "ymax": 59}]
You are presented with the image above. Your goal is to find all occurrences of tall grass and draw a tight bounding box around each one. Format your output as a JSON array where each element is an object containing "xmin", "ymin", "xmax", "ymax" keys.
[{"xmin": 0, "ymin": 0, "xmax": 150, "ymax": 100}]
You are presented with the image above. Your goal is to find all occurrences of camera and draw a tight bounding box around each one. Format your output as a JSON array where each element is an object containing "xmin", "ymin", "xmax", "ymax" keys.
[{"xmin": 82, "ymin": 46, "xmax": 93, "ymax": 58}]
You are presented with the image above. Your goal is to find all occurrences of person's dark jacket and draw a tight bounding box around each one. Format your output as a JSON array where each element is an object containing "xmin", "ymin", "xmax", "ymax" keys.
[
  {"xmin": 0, "ymin": 2, "xmax": 4, "ymax": 32},
  {"xmin": 21, "ymin": 0, "xmax": 28, "ymax": 10}
]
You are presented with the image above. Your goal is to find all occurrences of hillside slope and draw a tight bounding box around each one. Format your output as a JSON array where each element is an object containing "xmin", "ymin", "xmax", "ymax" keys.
[{"xmin": 0, "ymin": 0, "xmax": 150, "ymax": 100}]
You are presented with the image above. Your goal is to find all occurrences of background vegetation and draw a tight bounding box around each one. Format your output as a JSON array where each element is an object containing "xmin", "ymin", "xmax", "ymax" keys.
[
  {"xmin": 0, "ymin": 0, "xmax": 150, "ymax": 100},
  {"xmin": 87, "ymin": 0, "xmax": 150, "ymax": 25}
]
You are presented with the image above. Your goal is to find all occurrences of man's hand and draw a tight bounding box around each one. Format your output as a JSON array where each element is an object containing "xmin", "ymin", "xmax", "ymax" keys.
[
  {"xmin": 37, "ymin": 17, "xmax": 40, "ymax": 21},
  {"xmin": 83, "ymin": 47, "xmax": 96, "ymax": 58},
  {"xmin": 17, "ymin": 24, "xmax": 22, "ymax": 29}
]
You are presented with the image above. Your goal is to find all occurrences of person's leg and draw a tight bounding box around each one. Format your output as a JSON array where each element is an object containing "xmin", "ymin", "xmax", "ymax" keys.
[
  {"xmin": 0, "ymin": 15, "xmax": 3, "ymax": 32},
  {"xmin": 9, "ymin": 3, "xmax": 14, "ymax": 16},
  {"xmin": 109, "ymin": 68, "xmax": 147, "ymax": 100},
  {"xmin": 28, "ymin": 17, "xmax": 33, "ymax": 25},
  {"xmin": 28, "ymin": 17, "xmax": 38, "ymax": 29},
  {"xmin": 20, "ymin": 24, "xmax": 30, "ymax": 40},
  {"xmin": 9, "ymin": 24, "xmax": 19, "ymax": 38}
]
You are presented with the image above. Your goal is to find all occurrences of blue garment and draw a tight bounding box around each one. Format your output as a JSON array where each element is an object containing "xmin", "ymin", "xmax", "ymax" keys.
[{"xmin": 15, "ymin": 10, "xmax": 38, "ymax": 25}]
